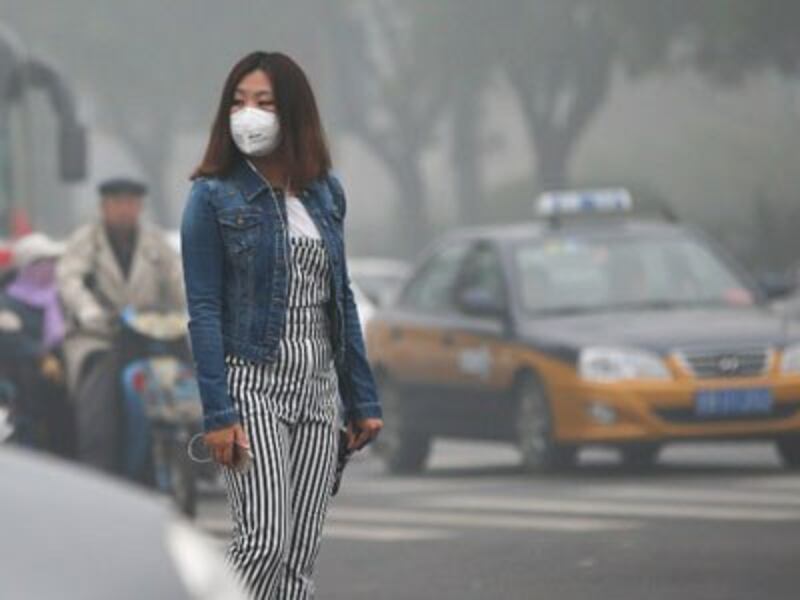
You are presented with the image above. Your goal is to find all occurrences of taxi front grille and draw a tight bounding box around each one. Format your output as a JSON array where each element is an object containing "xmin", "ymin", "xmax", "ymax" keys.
[{"xmin": 676, "ymin": 347, "xmax": 772, "ymax": 379}]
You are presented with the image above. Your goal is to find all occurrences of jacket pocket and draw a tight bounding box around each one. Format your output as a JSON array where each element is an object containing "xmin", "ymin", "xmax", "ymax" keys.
[{"xmin": 216, "ymin": 206, "xmax": 262, "ymax": 264}]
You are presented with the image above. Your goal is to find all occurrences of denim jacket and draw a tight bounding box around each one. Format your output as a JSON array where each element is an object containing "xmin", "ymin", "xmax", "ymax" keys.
[{"xmin": 180, "ymin": 159, "xmax": 381, "ymax": 431}]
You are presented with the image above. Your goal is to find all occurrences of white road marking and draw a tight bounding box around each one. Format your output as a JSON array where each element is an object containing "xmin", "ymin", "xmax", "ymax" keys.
[
  {"xmin": 339, "ymin": 480, "xmax": 483, "ymax": 496},
  {"xmin": 328, "ymin": 506, "xmax": 639, "ymax": 532},
  {"xmin": 198, "ymin": 517, "xmax": 453, "ymax": 542},
  {"xmin": 423, "ymin": 495, "xmax": 800, "ymax": 522},
  {"xmin": 323, "ymin": 524, "xmax": 452, "ymax": 541},
  {"xmin": 589, "ymin": 485, "xmax": 800, "ymax": 507},
  {"xmin": 735, "ymin": 476, "xmax": 800, "ymax": 492}
]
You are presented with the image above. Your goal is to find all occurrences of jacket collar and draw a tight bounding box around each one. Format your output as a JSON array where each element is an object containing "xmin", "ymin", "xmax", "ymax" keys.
[
  {"xmin": 230, "ymin": 158, "xmax": 269, "ymax": 203},
  {"xmin": 229, "ymin": 157, "xmax": 330, "ymax": 206}
]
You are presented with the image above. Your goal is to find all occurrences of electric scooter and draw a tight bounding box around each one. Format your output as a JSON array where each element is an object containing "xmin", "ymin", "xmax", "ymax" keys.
[{"xmin": 116, "ymin": 306, "xmax": 213, "ymax": 517}]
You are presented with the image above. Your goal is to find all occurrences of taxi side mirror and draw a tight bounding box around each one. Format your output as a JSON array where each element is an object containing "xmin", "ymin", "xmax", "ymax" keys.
[{"xmin": 455, "ymin": 286, "xmax": 507, "ymax": 318}]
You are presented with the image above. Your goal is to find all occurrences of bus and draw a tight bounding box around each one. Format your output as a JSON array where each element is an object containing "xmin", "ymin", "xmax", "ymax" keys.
[{"xmin": 0, "ymin": 23, "xmax": 87, "ymax": 267}]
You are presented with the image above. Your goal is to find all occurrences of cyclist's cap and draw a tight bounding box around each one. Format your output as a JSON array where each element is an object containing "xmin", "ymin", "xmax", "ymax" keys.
[{"xmin": 98, "ymin": 177, "xmax": 148, "ymax": 198}]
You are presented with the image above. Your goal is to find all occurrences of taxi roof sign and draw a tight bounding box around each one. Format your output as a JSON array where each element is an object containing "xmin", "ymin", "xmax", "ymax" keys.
[{"xmin": 535, "ymin": 188, "xmax": 633, "ymax": 219}]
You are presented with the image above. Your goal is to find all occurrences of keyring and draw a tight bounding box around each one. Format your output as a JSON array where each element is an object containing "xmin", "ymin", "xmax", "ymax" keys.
[{"xmin": 187, "ymin": 432, "xmax": 214, "ymax": 464}]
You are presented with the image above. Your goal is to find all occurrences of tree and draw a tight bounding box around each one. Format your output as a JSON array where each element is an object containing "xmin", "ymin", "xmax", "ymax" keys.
[
  {"xmin": 418, "ymin": 1, "xmax": 619, "ymax": 193},
  {"xmin": 598, "ymin": 0, "xmax": 800, "ymax": 82},
  {"xmin": 425, "ymin": 0, "xmax": 800, "ymax": 202},
  {"xmin": 501, "ymin": 1, "xmax": 616, "ymax": 190},
  {"xmin": 324, "ymin": 0, "xmax": 451, "ymax": 250},
  {"xmin": 408, "ymin": 1, "xmax": 495, "ymax": 225}
]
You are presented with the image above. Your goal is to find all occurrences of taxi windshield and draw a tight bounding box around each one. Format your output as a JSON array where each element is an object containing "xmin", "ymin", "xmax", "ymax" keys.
[{"xmin": 513, "ymin": 233, "xmax": 757, "ymax": 316}]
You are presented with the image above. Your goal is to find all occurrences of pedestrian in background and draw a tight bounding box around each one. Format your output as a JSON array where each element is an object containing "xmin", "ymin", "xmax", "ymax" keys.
[
  {"xmin": 181, "ymin": 51, "xmax": 383, "ymax": 599},
  {"xmin": 57, "ymin": 179, "xmax": 185, "ymax": 474},
  {"xmin": 0, "ymin": 233, "xmax": 72, "ymax": 456}
]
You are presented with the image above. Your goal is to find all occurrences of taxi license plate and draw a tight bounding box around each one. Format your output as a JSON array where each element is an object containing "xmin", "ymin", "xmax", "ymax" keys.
[{"xmin": 694, "ymin": 388, "xmax": 773, "ymax": 418}]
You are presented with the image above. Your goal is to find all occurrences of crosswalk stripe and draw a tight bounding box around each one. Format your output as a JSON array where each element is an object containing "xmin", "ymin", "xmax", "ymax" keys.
[
  {"xmin": 588, "ymin": 486, "xmax": 800, "ymax": 507},
  {"xmin": 198, "ymin": 517, "xmax": 454, "ymax": 541},
  {"xmin": 735, "ymin": 477, "xmax": 800, "ymax": 492},
  {"xmin": 328, "ymin": 506, "xmax": 639, "ymax": 532},
  {"xmin": 339, "ymin": 479, "xmax": 500, "ymax": 496},
  {"xmin": 340, "ymin": 474, "xmax": 570, "ymax": 497},
  {"xmin": 323, "ymin": 524, "xmax": 452, "ymax": 541},
  {"xmin": 423, "ymin": 496, "xmax": 800, "ymax": 522}
]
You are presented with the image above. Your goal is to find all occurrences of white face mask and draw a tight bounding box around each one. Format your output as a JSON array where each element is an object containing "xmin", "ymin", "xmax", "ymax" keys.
[{"xmin": 230, "ymin": 107, "xmax": 281, "ymax": 157}]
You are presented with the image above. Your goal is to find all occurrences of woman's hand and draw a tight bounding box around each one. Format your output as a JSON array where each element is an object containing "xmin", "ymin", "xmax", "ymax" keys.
[
  {"xmin": 347, "ymin": 418, "xmax": 383, "ymax": 451},
  {"xmin": 205, "ymin": 423, "xmax": 250, "ymax": 467}
]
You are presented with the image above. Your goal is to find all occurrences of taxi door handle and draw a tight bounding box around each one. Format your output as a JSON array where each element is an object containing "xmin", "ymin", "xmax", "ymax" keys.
[
  {"xmin": 441, "ymin": 333, "xmax": 455, "ymax": 346},
  {"xmin": 390, "ymin": 327, "xmax": 404, "ymax": 341}
]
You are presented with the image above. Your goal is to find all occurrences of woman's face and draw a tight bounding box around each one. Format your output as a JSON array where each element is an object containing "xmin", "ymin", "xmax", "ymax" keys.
[{"xmin": 231, "ymin": 69, "xmax": 276, "ymax": 115}]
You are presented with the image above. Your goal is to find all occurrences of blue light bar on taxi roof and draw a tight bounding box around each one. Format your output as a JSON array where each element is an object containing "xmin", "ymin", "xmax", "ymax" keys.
[{"xmin": 535, "ymin": 188, "xmax": 633, "ymax": 218}]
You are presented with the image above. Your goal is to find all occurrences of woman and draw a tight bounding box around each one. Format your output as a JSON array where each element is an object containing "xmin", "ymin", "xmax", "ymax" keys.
[
  {"xmin": 181, "ymin": 51, "xmax": 383, "ymax": 599},
  {"xmin": 0, "ymin": 233, "xmax": 73, "ymax": 457}
]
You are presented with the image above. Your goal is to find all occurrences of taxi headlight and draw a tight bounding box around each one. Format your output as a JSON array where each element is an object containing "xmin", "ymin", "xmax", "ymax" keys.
[
  {"xmin": 780, "ymin": 344, "xmax": 800, "ymax": 374},
  {"xmin": 579, "ymin": 347, "xmax": 671, "ymax": 382},
  {"xmin": 165, "ymin": 518, "xmax": 248, "ymax": 600}
]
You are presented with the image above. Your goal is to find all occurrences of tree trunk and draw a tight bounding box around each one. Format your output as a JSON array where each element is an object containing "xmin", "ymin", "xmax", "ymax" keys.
[
  {"xmin": 504, "ymin": 15, "xmax": 614, "ymax": 197},
  {"xmin": 392, "ymin": 155, "xmax": 429, "ymax": 257},
  {"xmin": 533, "ymin": 134, "xmax": 570, "ymax": 192},
  {"xmin": 451, "ymin": 92, "xmax": 483, "ymax": 224}
]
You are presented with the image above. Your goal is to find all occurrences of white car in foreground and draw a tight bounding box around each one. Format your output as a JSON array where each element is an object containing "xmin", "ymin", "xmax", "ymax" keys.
[{"xmin": 0, "ymin": 446, "xmax": 247, "ymax": 599}]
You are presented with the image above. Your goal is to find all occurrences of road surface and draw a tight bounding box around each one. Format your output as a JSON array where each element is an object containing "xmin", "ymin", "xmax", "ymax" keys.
[{"xmin": 197, "ymin": 440, "xmax": 800, "ymax": 600}]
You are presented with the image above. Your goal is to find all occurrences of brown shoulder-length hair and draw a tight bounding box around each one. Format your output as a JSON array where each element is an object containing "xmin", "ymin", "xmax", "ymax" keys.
[{"xmin": 191, "ymin": 51, "xmax": 331, "ymax": 188}]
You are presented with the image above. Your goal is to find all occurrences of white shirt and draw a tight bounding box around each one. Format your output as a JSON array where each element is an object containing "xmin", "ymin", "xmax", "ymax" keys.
[{"xmin": 286, "ymin": 195, "xmax": 321, "ymax": 239}]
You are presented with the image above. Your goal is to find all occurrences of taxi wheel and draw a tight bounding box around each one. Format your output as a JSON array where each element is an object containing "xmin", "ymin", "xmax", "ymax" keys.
[
  {"xmin": 776, "ymin": 436, "xmax": 800, "ymax": 469},
  {"xmin": 515, "ymin": 374, "xmax": 576, "ymax": 472},
  {"xmin": 373, "ymin": 378, "xmax": 431, "ymax": 474}
]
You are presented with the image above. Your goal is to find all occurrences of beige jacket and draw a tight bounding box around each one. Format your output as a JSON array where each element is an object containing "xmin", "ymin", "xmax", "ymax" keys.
[{"xmin": 56, "ymin": 221, "xmax": 186, "ymax": 391}]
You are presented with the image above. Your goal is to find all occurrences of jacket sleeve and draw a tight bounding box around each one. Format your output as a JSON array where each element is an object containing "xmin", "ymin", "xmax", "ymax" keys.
[
  {"xmin": 156, "ymin": 229, "xmax": 187, "ymax": 311},
  {"xmin": 180, "ymin": 179, "xmax": 238, "ymax": 432},
  {"xmin": 55, "ymin": 225, "xmax": 106, "ymax": 325},
  {"xmin": 328, "ymin": 175, "xmax": 383, "ymax": 423}
]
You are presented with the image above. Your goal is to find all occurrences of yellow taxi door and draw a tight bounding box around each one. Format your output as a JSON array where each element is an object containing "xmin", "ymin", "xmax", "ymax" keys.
[
  {"xmin": 378, "ymin": 240, "xmax": 474, "ymax": 396},
  {"xmin": 441, "ymin": 242, "xmax": 518, "ymax": 438}
]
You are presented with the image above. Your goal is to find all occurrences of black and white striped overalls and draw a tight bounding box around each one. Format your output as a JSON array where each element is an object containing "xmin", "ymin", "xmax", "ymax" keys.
[{"xmin": 222, "ymin": 232, "xmax": 340, "ymax": 599}]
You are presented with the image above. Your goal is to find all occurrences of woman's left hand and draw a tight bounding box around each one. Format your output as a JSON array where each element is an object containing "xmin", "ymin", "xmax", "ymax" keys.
[{"xmin": 347, "ymin": 418, "xmax": 383, "ymax": 451}]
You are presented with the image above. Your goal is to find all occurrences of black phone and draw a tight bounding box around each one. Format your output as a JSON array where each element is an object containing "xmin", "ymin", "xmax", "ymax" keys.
[{"xmin": 331, "ymin": 426, "xmax": 352, "ymax": 497}]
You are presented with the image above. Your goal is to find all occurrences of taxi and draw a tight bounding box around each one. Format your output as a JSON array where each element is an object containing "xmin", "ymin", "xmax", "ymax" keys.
[{"xmin": 365, "ymin": 190, "xmax": 800, "ymax": 472}]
